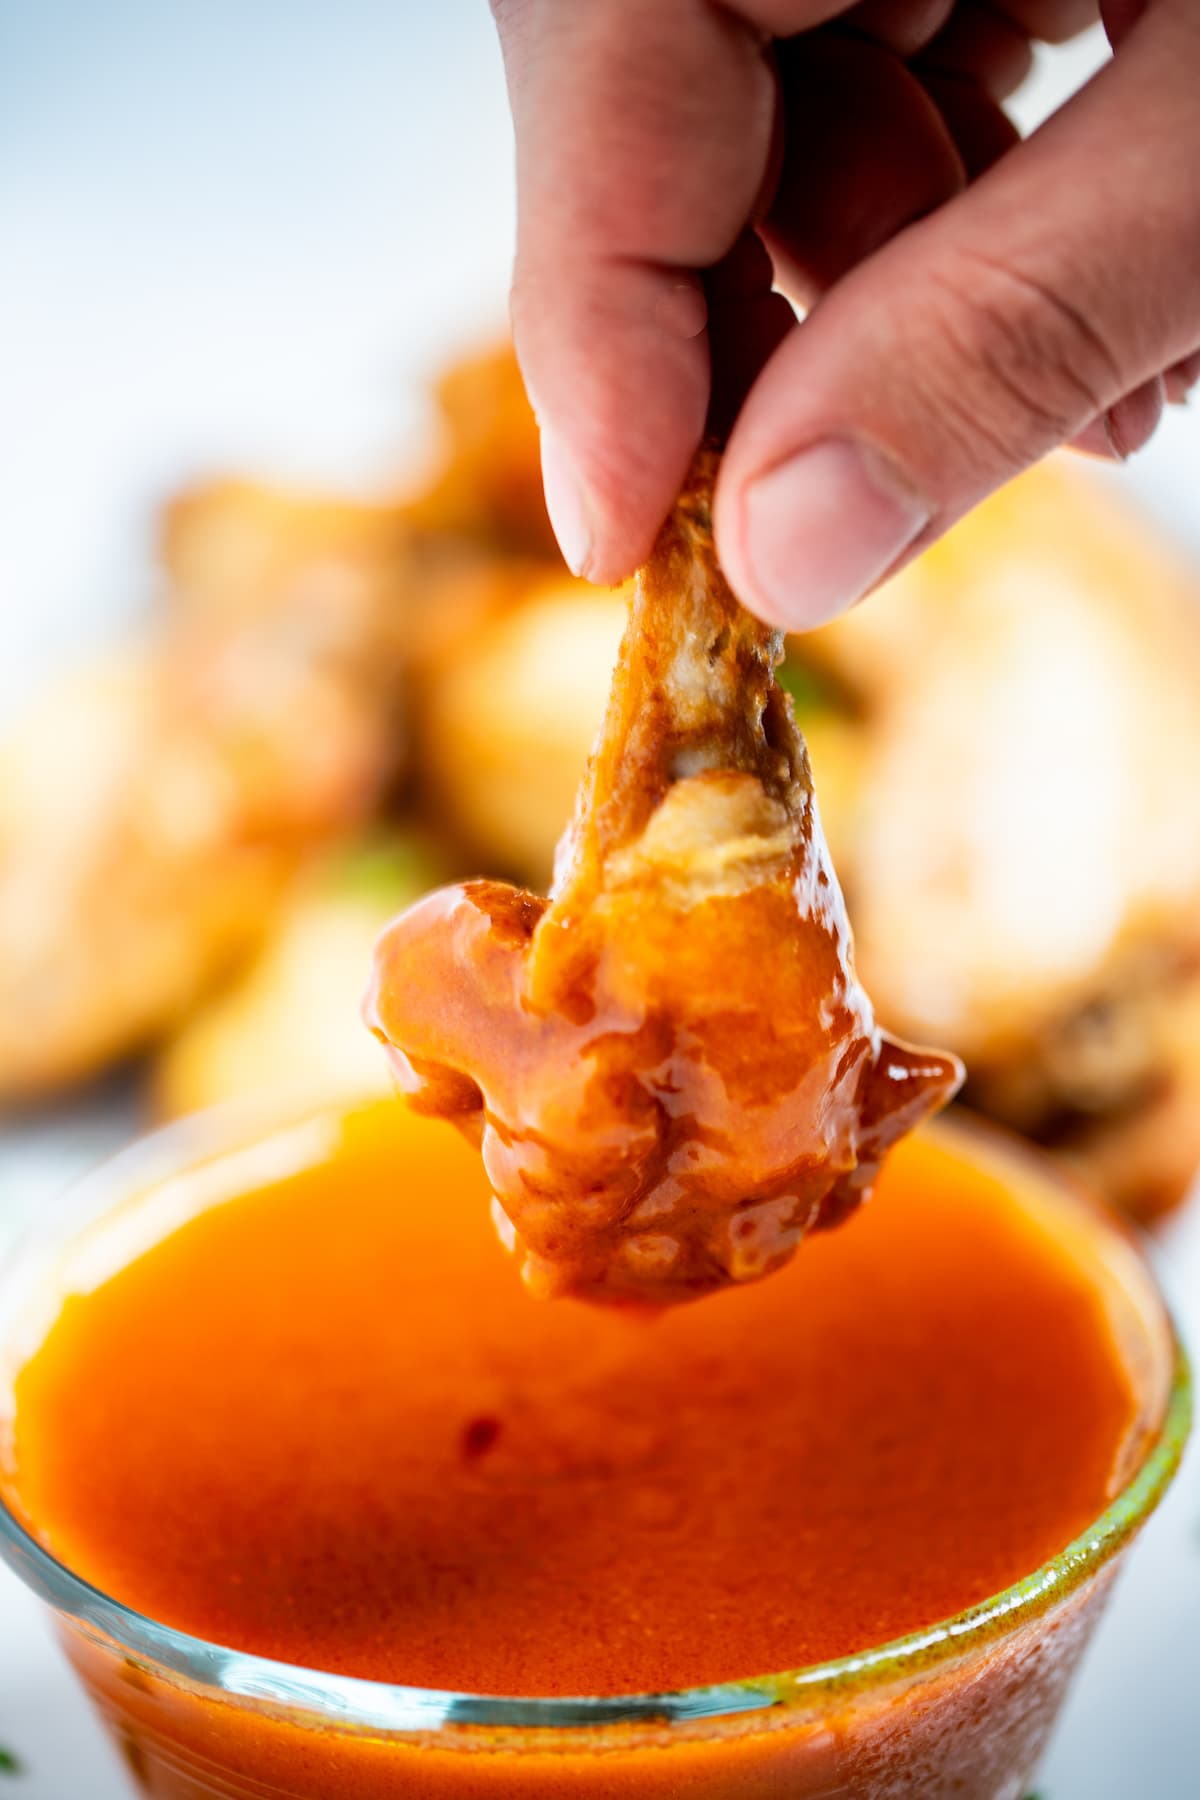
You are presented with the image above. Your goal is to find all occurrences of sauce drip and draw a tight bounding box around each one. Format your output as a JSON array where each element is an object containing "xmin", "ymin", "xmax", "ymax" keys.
[
  {"xmin": 5, "ymin": 1104, "xmax": 1138, "ymax": 1699},
  {"xmin": 367, "ymin": 454, "xmax": 961, "ymax": 1303}
]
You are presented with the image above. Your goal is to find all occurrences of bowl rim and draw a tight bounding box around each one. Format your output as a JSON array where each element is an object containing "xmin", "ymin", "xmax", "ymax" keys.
[{"xmin": 0, "ymin": 1100, "xmax": 1192, "ymax": 1735}]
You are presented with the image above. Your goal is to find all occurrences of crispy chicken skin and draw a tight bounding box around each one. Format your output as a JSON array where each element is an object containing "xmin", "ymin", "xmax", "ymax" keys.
[{"xmin": 367, "ymin": 451, "xmax": 960, "ymax": 1305}]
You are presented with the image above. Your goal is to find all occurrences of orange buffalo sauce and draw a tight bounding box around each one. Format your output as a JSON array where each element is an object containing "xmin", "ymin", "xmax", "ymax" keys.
[{"xmin": 6, "ymin": 1102, "xmax": 1138, "ymax": 1704}]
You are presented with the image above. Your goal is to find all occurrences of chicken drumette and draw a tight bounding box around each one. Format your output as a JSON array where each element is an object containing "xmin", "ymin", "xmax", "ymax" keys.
[{"xmin": 367, "ymin": 451, "xmax": 960, "ymax": 1304}]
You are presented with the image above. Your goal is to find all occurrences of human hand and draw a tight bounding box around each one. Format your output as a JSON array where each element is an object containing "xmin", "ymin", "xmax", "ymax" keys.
[{"xmin": 490, "ymin": 0, "xmax": 1200, "ymax": 628}]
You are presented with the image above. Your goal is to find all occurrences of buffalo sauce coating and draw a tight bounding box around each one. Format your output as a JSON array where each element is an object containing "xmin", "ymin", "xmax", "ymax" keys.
[
  {"xmin": 367, "ymin": 452, "xmax": 961, "ymax": 1302},
  {"xmin": 6, "ymin": 1105, "xmax": 1139, "ymax": 1698}
]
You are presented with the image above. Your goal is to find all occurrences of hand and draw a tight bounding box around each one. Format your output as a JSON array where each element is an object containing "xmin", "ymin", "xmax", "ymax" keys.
[{"xmin": 490, "ymin": 0, "xmax": 1200, "ymax": 628}]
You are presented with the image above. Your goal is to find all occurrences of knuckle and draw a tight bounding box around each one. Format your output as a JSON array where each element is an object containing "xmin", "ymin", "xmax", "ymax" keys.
[{"xmin": 921, "ymin": 244, "xmax": 1124, "ymax": 464}]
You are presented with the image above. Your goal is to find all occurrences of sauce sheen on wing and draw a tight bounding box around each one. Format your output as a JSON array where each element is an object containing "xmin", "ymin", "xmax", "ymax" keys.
[{"xmin": 366, "ymin": 450, "xmax": 962, "ymax": 1303}]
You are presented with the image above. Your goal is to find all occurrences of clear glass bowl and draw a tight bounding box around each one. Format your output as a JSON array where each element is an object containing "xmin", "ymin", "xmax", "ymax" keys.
[{"xmin": 0, "ymin": 1102, "xmax": 1190, "ymax": 1800}]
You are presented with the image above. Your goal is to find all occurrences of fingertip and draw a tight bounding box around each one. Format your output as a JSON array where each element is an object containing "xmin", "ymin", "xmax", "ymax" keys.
[
  {"xmin": 1069, "ymin": 377, "xmax": 1166, "ymax": 463},
  {"xmin": 566, "ymin": 399, "xmax": 704, "ymax": 586},
  {"xmin": 538, "ymin": 410, "xmax": 702, "ymax": 587},
  {"xmin": 715, "ymin": 435, "xmax": 932, "ymax": 631},
  {"xmin": 515, "ymin": 260, "xmax": 711, "ymax": 584},
  {"xmin": 1107, "ymin": 376, "xmax": 1166, "ymax": 460},
  {"xmin": 1165, "ymin": 351, "xmax": 1200, "ymax": 406},
  {"xmin": 539, "ymin": 431, "xmax": 595, "ymax": 578}
]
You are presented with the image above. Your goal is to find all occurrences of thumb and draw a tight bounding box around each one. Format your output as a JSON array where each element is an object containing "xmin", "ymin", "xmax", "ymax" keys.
[{"xmin": 715, "ymin": 0, "xmax": 1200, "ymax": 630}]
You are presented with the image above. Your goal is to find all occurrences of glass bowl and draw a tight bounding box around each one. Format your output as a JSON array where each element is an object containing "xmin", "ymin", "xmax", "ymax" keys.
[{"xmin": 0, "ymin": 1102, "xmax": 1190, "ymax": 1800}]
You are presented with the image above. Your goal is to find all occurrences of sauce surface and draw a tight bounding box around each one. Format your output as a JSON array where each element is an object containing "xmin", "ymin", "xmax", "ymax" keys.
[{"xmin": 5, "ymin": 1104, "xmax": 1135, "ymax": 1698}]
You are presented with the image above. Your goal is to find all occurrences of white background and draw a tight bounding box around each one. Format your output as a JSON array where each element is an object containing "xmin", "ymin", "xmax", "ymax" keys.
[{"xmin": 1, "ymin": 4, "xmax": 1198, "ymax": 1793}]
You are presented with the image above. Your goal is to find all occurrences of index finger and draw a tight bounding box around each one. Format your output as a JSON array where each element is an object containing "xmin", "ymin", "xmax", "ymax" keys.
[{"xmin": 494, "ymin": 0, "xmax": 836, "ymax": 579}]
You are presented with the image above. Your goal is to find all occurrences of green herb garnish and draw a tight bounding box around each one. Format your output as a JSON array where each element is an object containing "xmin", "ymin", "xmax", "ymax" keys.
[
  {"xmin": 323, "ymin": 833, "xmax": 444, "ymax": 908},
  {"xmin": 777, "ymin": 655, "xmax": 841, "ymax": 718}
]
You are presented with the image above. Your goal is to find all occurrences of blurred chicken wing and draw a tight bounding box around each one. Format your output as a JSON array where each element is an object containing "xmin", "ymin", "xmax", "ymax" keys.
[
  {"xmin": 399, "ymin": 342, "xmax": 556, "ymax": 557},
  {"xmin": 416, "ymin": 572, "xmax": 627, "ymax": 880},
  {"xmin": 156, "ymin": 835, "xmax": 445, "ymax": 1118},
  {"xmin": 0, "ymin": 481, "xmax": 411, "ymax": 1104},
  {"xmin": 808, "ymin": 463, "xmax": 1200, "ymax": 1215}
]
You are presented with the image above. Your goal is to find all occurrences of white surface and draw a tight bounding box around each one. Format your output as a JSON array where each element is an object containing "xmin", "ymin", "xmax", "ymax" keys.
[{"xmin": 1, "ymin": 4, "xmax": 1199, "ymax": 1792}]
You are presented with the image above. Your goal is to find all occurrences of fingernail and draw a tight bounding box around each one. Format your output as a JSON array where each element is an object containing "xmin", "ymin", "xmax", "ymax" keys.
[
  {"xmin": 738, "ymin": 439, "xmax": 931, "ymax": 629},
  {"xmin": 1166, "ymin": 351, "xmax": 1200, "ymax": 407},
  {"xmin": 653, "ymin": 278, "xmax": 708, "ymax": 342},
  {"xmin": 1103, "ymin": 376, "xmax": 1165, "ymax": 461},
  {"xmin": 540, "ymin": 431, "xmax": 593, "ymax": 577}
]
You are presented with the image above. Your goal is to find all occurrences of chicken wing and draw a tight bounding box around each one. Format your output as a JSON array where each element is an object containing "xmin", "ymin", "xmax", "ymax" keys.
[{"xmin": 367, "ymin": 450, "xmax": 960, "ymax": 1305}]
